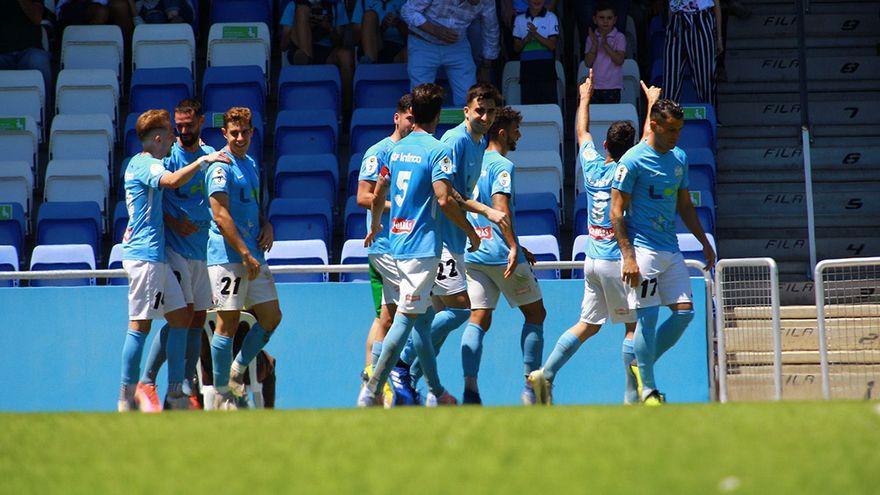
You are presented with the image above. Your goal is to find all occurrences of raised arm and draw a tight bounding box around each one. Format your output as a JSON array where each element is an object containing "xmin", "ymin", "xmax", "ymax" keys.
[
  {"xmin": 676, "ymin": 188, "xmax": 716, "ymax": 270},
  {"xmin": 576, "ymin": 69, "xmax": 594, "ymax": 149},
  {"xmin": 434, "ymin": 179, "xmax": 480, "ymax": 252},
  {"xmin": 640, "ymin": 80, "xmax": 662, "ymax": 141}
]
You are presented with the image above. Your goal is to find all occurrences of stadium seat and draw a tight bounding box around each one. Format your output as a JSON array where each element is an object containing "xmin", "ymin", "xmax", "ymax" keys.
[
  {"xmin": 516, "ymin": 193, "xmax": 560, "ymax": 237},
  {"xmin": 576, "ymin": 103, "xmax": 639, "ymax": 167},
  {"xmin": 61, "ymin": 25, "xmax": 124, "ymax": 85},
  {"xmin": 274, "ymin": 154, "xmax": 338, "ymax": 205},
  {"xmin": 0, "ymin": 116, "xmax": 38, "ymax": 172},
  {"xmin": 44, "ymin": 159, "xmax": 109, "ymax": 213},
  {"xmin": 55, "ymin": 69, "xmax": 119, "ymax": 128},
  {"xmin": 129, "ymin": 68, "xmax": 194, "ymax": 114},
  {"xmin": 688, "ymin": 168, "xmax": 716, "ymax": 205},
  {"xmin": 36, "ymin": 201, "xmax": 103, "ymax": 260},
  {"xmin": 0, "ymin": 161, "xmax": 34, "ymax": 218},
  {"xmin": 353, "ymin": 63, "xmax": 409, "ymax": 109},
  {"xmin": 278, "ymin": 65, "xmax": 341, "ymax": 113},
  {"xmin": 132, "ymin": 24, "xmax": 196, "ymax": 73},
  {"xmin": 649, "ymin": 58, "xmax": 700, "ymax": 104},
  {"xmin": 0, "ymin": 203, "xmax": 26, "ymax": 257},
  {"xmin": 201, "ymin": 111, "xmax": 265, "ymax": 165},
  {"xmin": 571, "ymin": 234, "xmax": 589, "ymax": 279},
  {"xmin": 268, "ymin": 198, "xmax": 333, "ymax": 246},
  {"xmin": 274, "ymin": 110, "xmax": 337, "ymax": 156},
  {"xmin": 207, "ymin": 23, "xmax": 271, "ymax": 77},
  {"xmin": 350, "ymin": 108, "xmax": 394, "ymax": 154},
  {"xmin": 680, "ymin": 104, "xmax": 718, "ymax": 151},
  {"xmin": 573, "ymin": 192, "xmax": 588, "ymax": 237},
  {"xmin": 675, "ymin": 192, "xmax": 716, "ymax": 236},
  {"xmin": 518, "ymin": 234, "xmax": 560, "ymax": 279},
  {"xmin": 107, "ymin": 243, "xmax": 127, "ymax": 285},
  {"xmin": 0, "ymin": 70, "xmax": 45, "ymax": 139},
  {"xmin": 347, "ymin": 152, "xmax": 364, "ymax": 197},
  {"xmin": 123, "ymin": 114, "xmax": 141, "ymax": 161},
  {"xmin": 507, "ymin": 150, "xmax": 563, "ymax": 205},
  {"xmin": 0, "ymin": 244, "xmax": 19, "ymax": 287},
  {"xmin": 340, "ymin": 239, "xmax": 369, "ymax": 282},
  {"xmin": 677, "ymin": 233, "xmax": 716, "ymax": 275},
  {"xmin": 49, "ymin": 114, "xmax": 114, "ymax": 168},
  {"xmin": 112, "ymin": 200, "xmax": 128, "ymax": 244},
  {"xmin": 501, "ymin": 60, "xmax": 566, "ymax": 108},
  {"xmin": 29, "ymin": 244, "xmax": 96, "ymax": 287},
  {"xmin": 344, "ymin": 195, "xmax": 366, "ymax": 240},
  {"xmin": 648, "ymin": 16, "xmax": 665, "ymax": 64},
  {"xmin": 266, "ymin": 239, "xmax": 329, "ymax": 283},
  {"xmin": 211, "ymin": 0, "xmax": 272, "ymax": 26},
  {"xmin": 510, "ymin": 104, "xmax": 563, "ymax": 154},
  {"xmin": 203, "ymin": 65, "xmax": 266, "ymax": 116}
]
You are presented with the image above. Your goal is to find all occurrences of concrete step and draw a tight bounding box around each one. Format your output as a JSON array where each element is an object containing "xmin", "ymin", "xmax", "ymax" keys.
[
  {"xmin": 719, "ymin": 237, "xmax": 880, "ymax": 261},
  {"xmin": 719, "ymin": 80, "xmax": 879, "ymax": 95},
  {"xmin": 717, "ymin": 124, "xmax": 878, "ymax": 141},
  {"xmin": 780, "ymin": 280, "xmax": 815, "ymax": 305},
  {"xmin": 724, "ymin": 319, "xmax": 880, "ymax": 352},
  {"xmin": 726, "ymin": 363, "xmax": 878, "ymax": 401},
  {"xmin": 718, "ymin": 99, "xmax": 880, "ymax": 127},
  {"xmin": 722, "ymin": 55, "xmax": 880, "ymax": 84},
  {"xmin": 725, "ymin": 46, "xmax": 879, "ymax": 59},
  {"xmin": 718, "ymin": 169, "xmax": 880, "ymax": 184},
  {"xmin": 727, "ymin": 13, "xmax": 880, "ymax": 41},
  {"xmin": 717, "ymin": 182, "xmax": 879, "ymax": 221},
  {"xmin": 717, "ymin": 146, "xmax": 880, "ymax": 172}
]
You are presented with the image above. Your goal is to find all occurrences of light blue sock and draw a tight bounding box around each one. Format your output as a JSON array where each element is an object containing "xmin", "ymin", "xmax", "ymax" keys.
[
  {"xmin": 121, "ymin": 329, "xmax": 148, "ymax": 386},
  {"xmin": 521, "ymin": 322, "xmax": 544, "ymax": 375},
  {"xmin": 183, "ymin": 327, "xmax": 202, "ymax": 394},
  {"xmin": 367, "ymin": 313, "xmax": 416, "ymax": 394},
  {"xmin": 461, "ymin": 323, "xmax": 485, "ymax": 379},
  {"xmin": 399, "ymin": 307, "xmax": 436, "ymax": 367},
  {"xmin": 140, "ymin": 324, "xmax": 168, "ymax": 385},
  {"xmin": 235, "ymin": 322, "xmax": 271, "ymax": 366},
  {"xmin": 370, "ymin": 340, "xmax": 383, "ymax": 371},
  {"xmin": 633, "ymin": 306, "xmax": 660, "ymax": 397},
  {"xmin": 211, "ymin": 334, "xmax": 234, "ymax": 390},
  {"xmin": 655, "ymin": 309, "xmax": 695, "ymax": 361},
  {"xmin": 410, "ymin": 307, "xmax": 469, "ymax": 383},
  {"xmin": 542, "ymin": 331, "xmax": 581, "ymax": 382},
  {"xmin": 410, "ymin": 312, "xmax": 444, "ymax": 396},
  {"xmin": 622, "ymin": 338, "xmax": 639, "ymax": 404},
  {"xmin": 165, "ymin": 327, "xmax": 188, "ymax": 390}
]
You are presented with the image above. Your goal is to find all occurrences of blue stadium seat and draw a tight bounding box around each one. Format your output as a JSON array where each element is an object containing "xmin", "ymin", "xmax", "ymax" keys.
[
  {"xmin": 680, "ymin": 105, "xmax": 717, "ymax": 151},
  {"xmin": 201, "ymin": 111, "xmax": 265, "ymax": 166},
  {"xmin": 649, "ymin": 59, "xmax": 699, "ymax": 104},
  {"xmin": 210, "ymin": 0, "xmax": 272, "ymax": 26},
  {"xmin": 113, "ymin": 200, "xmax": 128, "ymax": 244},
  {"xmin": 274, "ymin": 154, "xmax": 338, "ymax": 205},
  {"xmin": 571, "ymin": 234, "xmax": 588, "ymax": 279},
  {"xmin": 353, "ymin": 63, "xmax": 409, "ymax": 109},
  {"xmin": 266, "ymin": 239, "xmax": 328, "ymax": 283},
  {"xmin": 268, "ymin": 198, "xmax": 333, "ymax": 246},
  {"xmin": 129, "ymin": 68, "xmax": 193, "ymax": 113},
  {"xmin": 274, "ymin": 109, "xmax": 337, "ymax": 156},
  {"xmin": 107, "ymin": 243, "xmax": 127, "ymax": 285},
  {"xmin": 344, "ymin": 195, "xmax": 366, "ymax": 240},
  {"xmin": 278, "ymin": 65, "xmax": 341, "ymax": 113},
  {"xmin": 0, "ymin": 244, "xmax": 19, "ymax": 287},
  {"xmin": 675, "ymin": 193, "xmax": 716, "ymax": 236},
  {"xmin": 349, "ymin": 108, "xmax": 393, "ymax": 154},
  {"xmin": 516, "ymin": 193, "xmax": 560, "ymax": 237},
  {"xmin": 518, "ymin": 234, "xmax": 560, "ymax": 280},
  {"xmin": 347, "ymin": 152, "xmax": 364, "ymax": 198},
  {"xmin": 29, "ymin": 244, "xmax": 96, "ymax": 287},
  {"xmin": 649, "ymin": 16, "xmax": 665, "ymax": 65},
  {"xmin": 574, "ymin": 192, "xmax": 588, "ymax": 237},
  {"xmin": 123, "ymin": 113, "xmax": 141, "ymax": 159},
  {"xmin": 36, "ymin": 201, "xmax": 102, "ymax": 261},
  {"xmin": 117, "ymin": 157, "xmax": 130, "ymax": 197},
  {"xmin": 340, "ymin": 239, "xmax": 369, "ymax": 282},
  {"xmin": 0, "ymin": 203, "xmax": 25, "ymax": 258},
  {"xmin": 203, "ymin": 65, "xmax": 266, "ymax": 117},
  {"xmin": 688, "ymin": 167, "xmax": 716, "ymax": 202}
]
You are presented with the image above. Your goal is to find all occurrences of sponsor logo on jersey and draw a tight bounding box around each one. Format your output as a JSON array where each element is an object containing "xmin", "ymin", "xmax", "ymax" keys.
[
  {"xmin": 589, "ymin": 225, "xmax": 615, "ymax": 241},
  {"xmin": 474, "ymin": 226, "xmax": 493, "ymax": 240},
  {"xmin": 391, "ymin": 218, "xmax": 415, "ymax": 234},
  {"xmin": 392, "ymin": 152, "xmax": 423, "ymax": 164}
]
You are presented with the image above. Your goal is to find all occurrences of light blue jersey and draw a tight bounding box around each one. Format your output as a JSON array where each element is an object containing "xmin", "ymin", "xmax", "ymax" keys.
[
  {"xmin": 612, "ymin": 140, "xmax": 689, "ymax": 253},
  {"xmin": 358, "ymin": 136, "xmax": 396, "ymax": 255},
  {"xmin": 163, "ymin": 142, "xmax": 215, "ymax": 261},
  {"xmin": 465, "ymin": 151, "xmax": 526, "ymax": 266},
  {"xmin": 580, "ymin": 140, "xmax": 620, "ymax": 261},
  {"xmin": 122, "ymin": 153, "xmax": 171, "ymax": 262},
  {"xmin": 206, "ymin": 150, "xmax": 265, "ymax": 266},
  {"xmin": 385, "ymin": 131, "xmax": 455, "ymax": 259},
  {"xmin": 439, "ymin": 121, "xmax": 487, "ymax": 255}
]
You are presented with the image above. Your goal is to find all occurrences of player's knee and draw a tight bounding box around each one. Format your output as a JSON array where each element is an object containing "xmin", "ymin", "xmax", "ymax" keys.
[
  {"xmin": 261, "ymin": 310, "xmax": 282, "ymax": 332},
  {"xmin": 191, "ymin": 311, "xmax": 207, "ymax": 328},
  {"xmin": 522, "ymin": 301, "xmax": 546, "ymax": 325}
]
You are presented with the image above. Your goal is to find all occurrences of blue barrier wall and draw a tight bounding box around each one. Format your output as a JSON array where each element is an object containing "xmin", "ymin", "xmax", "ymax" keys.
[{"xmin": 0, "ymin": 278, "xmax": 708, "ymax": 411}]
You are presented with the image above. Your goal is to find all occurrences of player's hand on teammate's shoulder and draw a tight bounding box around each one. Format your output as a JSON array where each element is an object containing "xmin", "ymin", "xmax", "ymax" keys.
[
  {"xmin": 486, "ymin": 207, "xmax": 510, "ymax": 230},
  {"xmin": 258, "ymin": 222, "xmax": 274, "ymax": 252}
]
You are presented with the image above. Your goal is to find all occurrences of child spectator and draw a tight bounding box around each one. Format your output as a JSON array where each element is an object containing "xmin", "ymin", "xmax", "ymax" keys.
[
  {"xmin": 583, "ymin": 1, "xmax": 626, "ymax": 104},
  {"xmin": 512, "ymin": 0, "xmax": 558, "ymax": 105},
  {"xmin": 131, "ymin": 0, "xmax": 193, "ymax": 24}
]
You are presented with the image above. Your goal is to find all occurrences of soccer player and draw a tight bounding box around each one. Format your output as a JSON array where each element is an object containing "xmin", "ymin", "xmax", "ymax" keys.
[
  {"xmin": 356, "ymin": 93, "xmax": 415, "ymax": 405},
  {"xmin": 460, "ymin": 106, "xmax": 548, "ymax": 405},
  {"xmin": 136, "ymin": 99, "xmax": 219, "ymax": 411},
  {"xmin": 393, "ymin": 83, "xmax": 508, "ymax": 401},
  {"xmin": 358, "ymin": 83, "xmax": 480, "ymax": 407},
  {"xmin": 528, "ymin": 71, "xmax": 641, "ymax": 406},
  {"xmin": 206, "ymin": 106, "xmax": 283, "ymax": 411},
  {"xmin": 609, "ymin": 89, "xmax": 716, "ymax": 406},
  {"xmin": 118, "ymin": 109, "xmax": 229, "ymax": 412}
]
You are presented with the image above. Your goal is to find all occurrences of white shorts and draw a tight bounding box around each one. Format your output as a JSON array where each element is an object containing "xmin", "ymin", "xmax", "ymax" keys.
[
  {"xmin": 432, "ymin": 247, "xmax": 467, "ymax": 296},
  {"xmin": 166, "ymin": 249, "xmax": 213, "ymax": 311},
  {"xmin": 368, "ymin": 252, "xmax": 400, "ymax": 306},
  {"xmin": 466, "ymin": 263, "xmax": 543, "ymax": 310},
  {"xmin": 123, "ymin": 260, "xmax": 187, "ymax": 320},
  {"xmin": 626, "ymin": 246, "xmax": 693, "ymax": 309},
  {"xmin": 208, "ymin": 263, "xmax": 279, "ymax": 311},
  {"xmin": 395, "ymin": 257, "xmax": 439, "ymax": 314},
  {"xmin": 580, "ymin": 258, "xmax": 636, "ymax": 325}
]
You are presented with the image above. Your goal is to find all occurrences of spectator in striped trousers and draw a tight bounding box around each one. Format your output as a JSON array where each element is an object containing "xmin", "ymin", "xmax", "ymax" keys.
[{"xmin": 662, "ymin": 0, "xmax": 722, "ymax": 108}]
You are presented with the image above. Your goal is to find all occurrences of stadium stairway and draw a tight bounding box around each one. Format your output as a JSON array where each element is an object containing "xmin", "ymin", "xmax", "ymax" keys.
[{"xmin": 716, "ymin": 0, "xmax": 880, "ymax": 304}]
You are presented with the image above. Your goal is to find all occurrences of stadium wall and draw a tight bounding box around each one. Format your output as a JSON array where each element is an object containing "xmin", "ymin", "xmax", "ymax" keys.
[{"xmin": 0, "ymin": 279, "xmax": 709, "ymax": 411}]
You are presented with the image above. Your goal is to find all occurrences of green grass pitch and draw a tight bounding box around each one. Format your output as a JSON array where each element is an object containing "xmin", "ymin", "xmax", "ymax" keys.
[{"xmin": 1, "ymin": 401, "xmax": 878, "ymax": 494}]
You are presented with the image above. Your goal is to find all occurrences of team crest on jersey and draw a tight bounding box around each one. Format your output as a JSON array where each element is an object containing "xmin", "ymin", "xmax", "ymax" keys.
[
  {"xmin": 149, "ymin": 163, "xmax": 166, "ymax": 177},
  {"xmin": 363, "ymin": 155, "xmax": 378, "ymax": 175},
  {"xmin": 391, "ymin": 218, "xmax": 415, "ymax": 234},
  {"xmin": 674, "ymin": 165, "xmax": 683, "ymax": 178},
  {"xmin": 614, "ymin": 164, "xmax": 627, "ymax": 183},
  {"xmin": 497, "ymin": 170, "xmax": 511, "ymax": 188},
  {"xmin": 211, "ymin": 167, "xmax": 227, "ymax": 188},
  {"xmin": 440, "ymin": 156, "xmax": 454, "ymax": 174}
]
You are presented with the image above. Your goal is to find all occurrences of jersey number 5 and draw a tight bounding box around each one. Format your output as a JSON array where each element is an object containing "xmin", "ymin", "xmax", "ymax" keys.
[{"xmin": 394, "ymin": 171, "xmax": 412, "ymax": 208}]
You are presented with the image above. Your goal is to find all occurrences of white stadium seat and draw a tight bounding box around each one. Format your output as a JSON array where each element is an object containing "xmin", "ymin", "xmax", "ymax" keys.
[
  {"xmin": 501, "ymin": 60, "xmax": 566, "ymax": 109},
  {"xmin": 0, "ymin": 115, "xmax": 38, "ymax": 173},
  {"xmin": 0, "ymin": 70, "xmax": 45, "ymax": 140},
  {"xmin": 132, "ymin": 23, "xmax": 196, "ymax": 72},
  {"xmin": 574, "ymin": 103, "xmax": 639, "ymax": 194},
  {"xmin": 507, "ymin": 150, "xmax": 563, "ymax": 205},
  {"xmin": 49, "ymin": 114, "xmax": 114, "ymax": 167},
  {"xmin": 510, "ymin": 104, "xmax": 564, "ymax": 155},
  {"xmin": 61, "ymin": 25, "xmax": 124, "ymax": 85},
  {"xmin": 55, "ymin": 69, "xmax": 120, "ymax": 129},
  {"xmin": 208, "ymin": 23, "xmax": 271, "ymax": 77},
  {"xmin": 266, "ymin": 239, "xmax": 329, "ymax": 283},
  {"xmin": 44, "ymin": 159, "xmax": 109, "ymax": 213},
  {"xmin": 518, "ymin": 234, "xmax": 561, "ymax": 279},
  {"xmin": 0, "ymin": 161, "xmax": 35, "ymax": 217},
  {"xmin": 30, "ymin": 244, "xmax": 97, "ymax": 286}
]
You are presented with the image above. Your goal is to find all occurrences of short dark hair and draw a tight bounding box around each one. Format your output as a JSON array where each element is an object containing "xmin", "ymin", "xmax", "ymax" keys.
[
  {"xmin": 606, "ymin": 120, "xmax": 636, "ymax": 162},
  {"xmin": 465, "ymin": 83, "xmax": 502, "ymax": 108},
  {"xmin": 174, "ymin": 98, "xmax": 203, "ymax": 117},
  {"xmin": 410, "ymin": 83, "xmax": 445, "ymax": 125},
  {"xmin": 487, "ymin": 106, "xmax": 522, "ymax": 142},
  {"xmin": 594, "ymin": 1, "xmax": 617, "ymax": 16},
  {"xmin": 396, "ymin": 93, "xmax": 413, "ymax": 114},
  {"xmin": 650, "ymin": 99, "xmax": 684, "ymax": 122}
]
